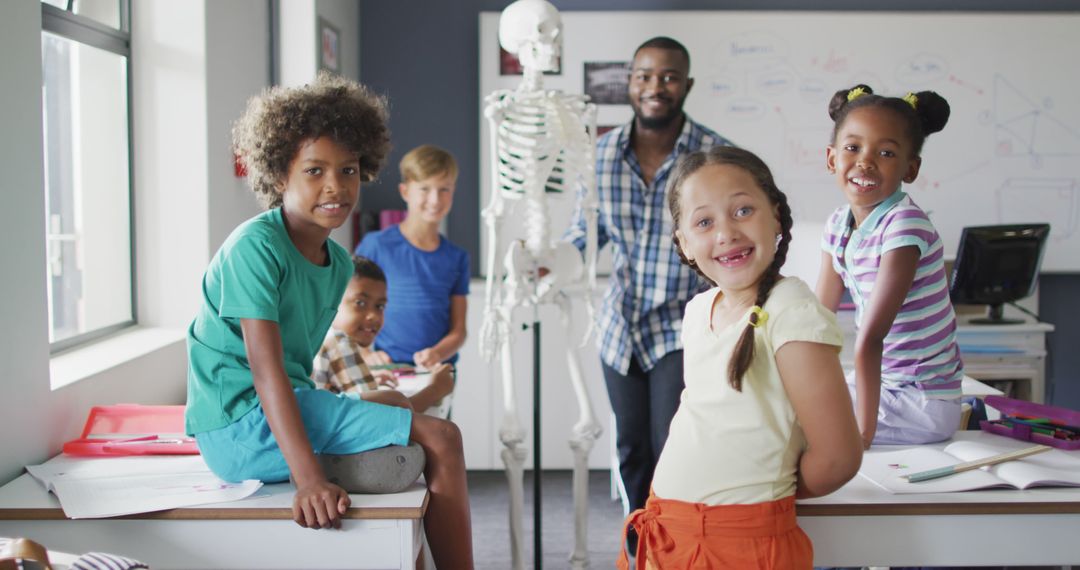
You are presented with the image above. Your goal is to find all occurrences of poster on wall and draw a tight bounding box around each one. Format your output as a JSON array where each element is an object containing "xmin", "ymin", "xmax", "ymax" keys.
[
  {"xmin": 583, "ymin": 61, "xmax": 630, "ymax": 105},
  {"xmin": 319, "ymin": 18, "xmax": 339, "ymax": 73}
]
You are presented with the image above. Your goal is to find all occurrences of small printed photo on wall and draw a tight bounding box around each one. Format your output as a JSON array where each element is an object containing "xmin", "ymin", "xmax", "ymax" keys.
[
  {"xmin": 583, "ymin": 61, "xmax": 630, "ymax": 105},
  {"xmin": 319, "ymin": 18, "xmax": 339, "ymax": 73}
]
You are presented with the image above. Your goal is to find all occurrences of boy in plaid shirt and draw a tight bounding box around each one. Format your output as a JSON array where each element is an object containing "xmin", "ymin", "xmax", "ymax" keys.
[{"xmin": 313, "ymin": 256, "xmax": 454, "ymax": 414}]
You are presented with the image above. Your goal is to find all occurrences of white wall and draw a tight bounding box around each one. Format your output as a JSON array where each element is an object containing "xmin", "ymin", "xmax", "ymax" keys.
[
  {"xmin": 316, "ymin": 0, "xmax": 361, "ymax": 250},
  {"xmin": 0, "ymin": 0, "xmax": 54, "ymax": 485},
  {"xmin": 0, "ymin": 1, "xmax": 274, "ymax": 485},
  {"xmin": 279, "ymin": 0, "xmax": 317, "ymax": 89},
  {"xmin": 205, "ymin": 0, "xmax": 268, "ymax": 252},
  {"xmin": 278, "ymin": 0, "xmax": 362, "ymax": 249}
]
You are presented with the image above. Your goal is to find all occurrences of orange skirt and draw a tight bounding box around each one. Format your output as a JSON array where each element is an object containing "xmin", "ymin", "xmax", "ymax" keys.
[{"xmin": 617, "ymin": 494, "xmax": 812, "ymax": 570}]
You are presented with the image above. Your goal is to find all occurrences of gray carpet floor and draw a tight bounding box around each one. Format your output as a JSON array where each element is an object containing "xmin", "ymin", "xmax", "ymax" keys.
[{"xmin": 467, "ymin": 469, "xmax": 627, "ymax": 570}]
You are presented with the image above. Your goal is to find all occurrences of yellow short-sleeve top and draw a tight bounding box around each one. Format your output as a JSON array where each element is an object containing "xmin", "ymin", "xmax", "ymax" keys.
[{"xmin": 651, "ymin": 277, "xmax": 843, "ymax": 505}]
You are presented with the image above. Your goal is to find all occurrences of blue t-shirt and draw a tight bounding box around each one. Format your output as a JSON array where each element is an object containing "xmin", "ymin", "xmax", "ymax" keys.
[
  {"xmin": 186, "ymin": 208, "xmax": 353, "ymax": 434},
  {"xmin": 355, "ymin": 225, "xmax": 470, "ymax": 364}
]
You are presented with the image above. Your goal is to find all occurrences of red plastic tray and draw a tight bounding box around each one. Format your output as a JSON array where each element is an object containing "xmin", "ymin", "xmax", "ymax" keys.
[{"xmin": 62, "ymin": 404, "xmax": 199, "ymax": 456}]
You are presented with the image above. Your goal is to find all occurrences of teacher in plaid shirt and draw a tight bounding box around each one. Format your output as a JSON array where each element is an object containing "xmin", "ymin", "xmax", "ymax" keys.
[{"xmin": 565, "ymin": 36, "xmax": 733, "ymax": 532}]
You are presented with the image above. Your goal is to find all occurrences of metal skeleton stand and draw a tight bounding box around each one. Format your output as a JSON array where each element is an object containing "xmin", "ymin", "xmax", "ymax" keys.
[
  {"xmin": 480, "ymin": 2, "xmax": 602, "ymax": 568},
  {"xmin": 530, "ymin": 313, "xmax": 542, "ymax": 569}
]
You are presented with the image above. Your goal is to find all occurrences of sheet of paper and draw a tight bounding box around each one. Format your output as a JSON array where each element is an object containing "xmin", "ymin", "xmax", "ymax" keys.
[
  {"xmin": 25, "ymin": 453, "xmax": 262, "ymax": 518},
  {"xmin": 26, "ymin": 454, "xmax": 210, "ymax": 490},
  {"xmin": 52, "ymin": 473, "xmax": 262, "ymax": 519}
]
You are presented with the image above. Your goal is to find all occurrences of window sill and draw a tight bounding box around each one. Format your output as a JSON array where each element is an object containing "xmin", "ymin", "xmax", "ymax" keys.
[{"xmin": 49, "ymin": 326, "xmax": 186, "ymax": 390}]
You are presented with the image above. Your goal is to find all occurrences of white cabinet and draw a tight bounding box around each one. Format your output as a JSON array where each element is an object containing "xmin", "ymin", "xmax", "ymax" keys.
[{"xmin": 836, "ymin": 310, "xmax": 1053, "ymax": 404}]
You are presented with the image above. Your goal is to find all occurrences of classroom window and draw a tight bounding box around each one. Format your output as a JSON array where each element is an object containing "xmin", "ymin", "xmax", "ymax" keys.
[{"xmin": 41, "ymin": 0, "xmax": 134, "ymax": 351}]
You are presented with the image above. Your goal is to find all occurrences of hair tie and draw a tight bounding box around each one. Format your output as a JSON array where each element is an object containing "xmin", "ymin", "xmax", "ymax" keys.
[
  {"xmin": 846, "ymin": 87, "xmax": 867, "ymax": 102},
  {"xmin": 748, "ymin": 306, "xmax": 768, "ymax": 328},
  {"xmin": 902, "ymin": 92, "xmax": 918, "ymax": 109}
]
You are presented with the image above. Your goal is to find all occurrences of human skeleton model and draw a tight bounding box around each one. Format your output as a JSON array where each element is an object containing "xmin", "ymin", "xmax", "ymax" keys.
[{"xmin": 479, "ymin": 1, "xmax": 601, "ymax": 568}]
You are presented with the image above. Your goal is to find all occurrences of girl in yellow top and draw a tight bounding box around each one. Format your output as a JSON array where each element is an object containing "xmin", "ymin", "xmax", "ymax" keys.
[{"xmin": 619, "ymin": 147, "xmax": 863, "ymax": 569}]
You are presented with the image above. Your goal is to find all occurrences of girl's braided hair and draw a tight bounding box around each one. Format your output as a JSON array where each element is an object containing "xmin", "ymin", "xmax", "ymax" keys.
[{"xmin": 667, "ymin": 146, "xmax": 793, "ymax": 391}]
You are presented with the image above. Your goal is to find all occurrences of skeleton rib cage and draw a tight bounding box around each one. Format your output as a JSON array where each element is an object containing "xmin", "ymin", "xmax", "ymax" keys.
[{"xmin": 490, "ymin": 89, "xmax": 595, "ymax": 256}]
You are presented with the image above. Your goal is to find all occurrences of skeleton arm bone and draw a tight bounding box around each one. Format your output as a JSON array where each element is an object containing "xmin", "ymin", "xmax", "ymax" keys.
[{"xmin": 480, "ymin": 92, "xmax": 512, "ymax": 362}]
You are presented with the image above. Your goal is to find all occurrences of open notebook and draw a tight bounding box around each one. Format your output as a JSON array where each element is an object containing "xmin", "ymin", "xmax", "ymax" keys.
[
  {"xmin": 859, "ymin": 438, "xmax": 1080, "ymax": 494},
  {"xmin": 369, "ymin": 365, "xmax": 451, "ymax": 419}
]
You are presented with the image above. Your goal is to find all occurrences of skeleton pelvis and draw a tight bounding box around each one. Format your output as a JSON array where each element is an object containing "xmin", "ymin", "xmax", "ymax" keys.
[{"xmin": 504, "ymin": 240, "xmax": 584, "ymax": 301}]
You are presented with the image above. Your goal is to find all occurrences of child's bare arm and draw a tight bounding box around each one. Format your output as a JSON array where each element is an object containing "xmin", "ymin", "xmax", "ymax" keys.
[
  {"xmin": 359, "ymin": 345, "xmax": 392, "ymax": 366},
  {"xmin": 414, "ymin": 295, "xmax": 468, "ymax": 368},
  {"xmin": 241, "ymin": 318, "xmax": 350, "ymax": 529},
  {"xmin": 815, "ymin": 251, "xmax": 845, "ymax": 312},
  {"xmin": 360, "ymin": 389, "xmax": 412, "ymax": 409},
  {"xmin": 407, "ymin": 363, "xmax": 455, "ymax": 414},
  {"xmin": 776, "ymin": 340, "xmax": 862, "ymax": 498},
  {"xmin": 853, "ymin": 246, "xmax": 920, "ymax": 448}
]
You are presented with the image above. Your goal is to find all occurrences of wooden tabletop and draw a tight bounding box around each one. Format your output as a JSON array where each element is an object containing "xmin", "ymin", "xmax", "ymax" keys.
[{"xmin": 0, "ymin": 475, "xmax": 428, "ymax": 521}]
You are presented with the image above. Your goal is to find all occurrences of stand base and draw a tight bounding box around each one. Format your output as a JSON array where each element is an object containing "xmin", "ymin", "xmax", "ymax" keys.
[
  {"xmin": 970, "ymin": 303, "xmax": 1024, "ymax": 325},
  {"xmin": 969, "ymin": 317, "xmax": 1025, "ymax": 325}
]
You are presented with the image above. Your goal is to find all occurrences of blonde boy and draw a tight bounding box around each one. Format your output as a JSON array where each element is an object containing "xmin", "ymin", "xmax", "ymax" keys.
[{"xmin": 354, "ymin": 145, "xmax": 469, "ymax": 369}]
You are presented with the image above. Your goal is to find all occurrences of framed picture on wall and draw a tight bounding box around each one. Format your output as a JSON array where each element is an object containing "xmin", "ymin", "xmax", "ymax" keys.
[{"xmin": 319, "ymin": 18, "xmax": 339, "ymax": 73}]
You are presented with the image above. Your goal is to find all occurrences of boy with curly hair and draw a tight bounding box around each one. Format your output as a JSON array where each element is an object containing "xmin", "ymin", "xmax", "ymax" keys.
[{"xmin": 185, "ymin": 73, "xmax": 473, "ymax": 567}]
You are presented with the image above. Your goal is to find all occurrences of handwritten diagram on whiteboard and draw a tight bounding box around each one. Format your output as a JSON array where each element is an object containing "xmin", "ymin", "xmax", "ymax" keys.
[{"xmin": 480, "ymin": 11, "xmax": 1080, "ymax": 271}]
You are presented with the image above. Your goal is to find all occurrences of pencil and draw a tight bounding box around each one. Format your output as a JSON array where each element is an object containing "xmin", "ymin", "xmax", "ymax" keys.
[{"xmin": 905, "ymin": 444, "xmax": 1053, "ymax": 483}]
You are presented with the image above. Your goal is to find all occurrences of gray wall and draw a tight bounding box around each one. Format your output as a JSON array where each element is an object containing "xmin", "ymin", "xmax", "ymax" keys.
[
  {"xmin": 1040, "ymin": 276, "xmax": 1080, "ymax": 409},
  {"xmin": 359, "ymin": 0, "xmax": 1080, "ymax": 411}
]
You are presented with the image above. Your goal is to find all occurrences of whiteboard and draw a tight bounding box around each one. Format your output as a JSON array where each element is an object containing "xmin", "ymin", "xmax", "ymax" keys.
[{"xmin": 480, "ymin": 11, "xmax": 1080, "ymax": 273}]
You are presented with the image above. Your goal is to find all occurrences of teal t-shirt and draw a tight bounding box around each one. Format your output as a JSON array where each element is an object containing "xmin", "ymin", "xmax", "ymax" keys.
[{"xmin": 185, "ymin": 208, "xmax": 352, "ymax": 434}]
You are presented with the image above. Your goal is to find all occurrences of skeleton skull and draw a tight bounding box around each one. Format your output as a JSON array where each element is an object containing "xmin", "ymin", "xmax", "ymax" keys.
[{"xmin": 498, "ymin": 0, "xmax": 562, "ymax": 73}]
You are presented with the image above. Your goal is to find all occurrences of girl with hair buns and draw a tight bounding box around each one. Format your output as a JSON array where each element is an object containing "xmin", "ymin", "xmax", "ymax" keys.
[
  {"xmin": 619, "ymin": 146, "xmax": 862, "ymax": 569},
  {"xmin": 817, "ymin": 84, "xmax": 964, "ymax": 449}
]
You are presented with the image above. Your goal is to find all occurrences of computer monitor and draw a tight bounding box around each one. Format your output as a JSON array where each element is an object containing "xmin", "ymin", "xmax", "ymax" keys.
[{"xmin": 949, "ymin": 223, "xmax": 1050, "ymax": 324}]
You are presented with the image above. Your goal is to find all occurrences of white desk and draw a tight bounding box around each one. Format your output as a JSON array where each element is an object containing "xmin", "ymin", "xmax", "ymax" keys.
[
  {"xmin": 838, "ymin": 310, "xmax": 1054, "ymax": 403},
  {"xmin": 797, "ymin": 431, "xmax": 1080, "ymax": 567},
  {"xmin": 0, "ymin": 475, "xmax": 428, "ymax": 570}
]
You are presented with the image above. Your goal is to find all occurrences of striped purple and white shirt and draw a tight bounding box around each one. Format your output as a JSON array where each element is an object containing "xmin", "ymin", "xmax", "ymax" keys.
[{"xmin": 821, "ymin": 191, "xmax": 963, "ymax": 398}]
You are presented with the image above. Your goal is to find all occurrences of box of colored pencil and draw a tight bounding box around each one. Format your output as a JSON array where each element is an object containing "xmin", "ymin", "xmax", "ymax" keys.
[{"xmin": 981, "ymin": 395, "xmax": 1080, "ymax": 450}]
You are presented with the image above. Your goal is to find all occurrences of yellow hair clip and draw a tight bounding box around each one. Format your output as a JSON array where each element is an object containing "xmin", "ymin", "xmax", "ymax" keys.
[
  {"xmin": 902, "ymin": 92, "xmax": 918, "ymax": 109},
  {"xmin": 846, "ymin": 87, "xmax": 867, "ymax": 102},
  {"xmin": 748, "ymin": 306, "xmax": 769, "ymax": 328}
]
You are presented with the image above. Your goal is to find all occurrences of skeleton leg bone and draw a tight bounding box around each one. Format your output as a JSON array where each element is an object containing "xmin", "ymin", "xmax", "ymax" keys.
[
  {"xmin": 496, "ymin": 304, "xmax": 528, "ymax": 570},
  {"xmin": 557, "ymin": 293, "xmax": 602, "ymax": 569}
]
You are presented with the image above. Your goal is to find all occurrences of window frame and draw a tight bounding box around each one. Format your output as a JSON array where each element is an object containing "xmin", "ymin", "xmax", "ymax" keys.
[{"xmin": 41, "ymin": 0, "xmax": 137, "ymax": 354}]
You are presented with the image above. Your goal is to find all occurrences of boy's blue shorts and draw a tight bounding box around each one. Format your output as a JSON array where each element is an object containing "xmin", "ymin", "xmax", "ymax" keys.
[{"xmin": 195, "ymin": 388, "xmax": 412, "ymax": 483}]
